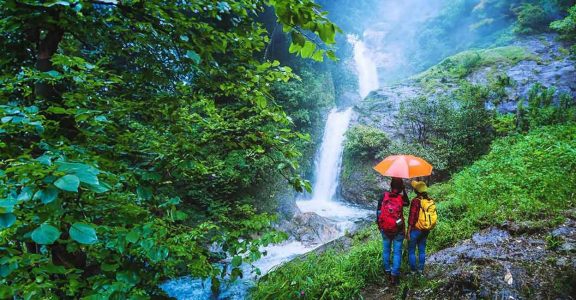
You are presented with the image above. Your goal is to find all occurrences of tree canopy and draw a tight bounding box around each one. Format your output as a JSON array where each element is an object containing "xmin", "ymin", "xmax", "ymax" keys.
[{"xmin": 0, "ymin": 0, "xmax": 338, "ymax": 298}]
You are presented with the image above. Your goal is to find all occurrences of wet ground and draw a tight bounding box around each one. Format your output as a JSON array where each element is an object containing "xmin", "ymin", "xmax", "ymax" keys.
[{"xmin": 361, "ymin": 210, "xmax": 576, "ymax": 300}]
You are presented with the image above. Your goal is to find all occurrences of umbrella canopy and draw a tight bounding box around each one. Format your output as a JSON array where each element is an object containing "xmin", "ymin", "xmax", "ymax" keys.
[{"xmin": 373, "ymin": 155, "xmax": 433, "ymax": 179}]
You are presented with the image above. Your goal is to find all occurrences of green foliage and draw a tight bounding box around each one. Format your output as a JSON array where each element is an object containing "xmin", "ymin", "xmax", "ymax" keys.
[
  {"xmin": 517, "ymin": 84, "xmax": 576, "ymax": 131},
  {"xmin": 0, "ymin": 0, "xmax": 339, "ymax": 298},
  {"xmin": 492, "ymin": 113, "xmax": 517, "ymax": 136},
  {"xmin": 254, "ymin": 124, "xmax": 576, "ymax": 299},
  {"xmin": 545, "ymin": 234, "xmax": 563, "ymax": 250},
  {"xmin": 253, "ymin": 228, "xmax": 383, "ymax": 299},
  {"xmin": 344, "ymin": 125, "xmax": 390, "ymax": 159},
  {"xmin": 551, "ymin": 4, "xmax": 576, "ymax": 53},
  {"xmin": 514, "ymin": 3, "xmax": 551, "ymax": 34},
  {"xmin": 427, "ymin": 124, "xmax": 576, "ymax": 250},
  {"xmin": 272, "ymin": 0, "xmax": 341, "ymax": 61},
  {"xmin": 395, "ymin": 83, "xmax": 495, "ymax": 178},
  {"xmin": 272, "ymin": 67, "xmax": 334, "ymax": 132},
  {"xmin": 416, "ymin": 46, "xmax": 532, "ymax": 84}
]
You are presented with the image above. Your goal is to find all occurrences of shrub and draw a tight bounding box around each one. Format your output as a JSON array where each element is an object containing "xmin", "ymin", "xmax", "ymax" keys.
[
  {"xmin": 514, "ymin": 3, "xmax": 551, "ymax": 34},
  {"xmin": 344, "ymin": 125, "xmax": 390, "ymax": 159},
  {"xmin": 516, "ymin": 84, "xmax": 576, "ymax": 131},
  {"xmin": 550, "ymin": 4, "xmax": 576, "ymax": 53}
]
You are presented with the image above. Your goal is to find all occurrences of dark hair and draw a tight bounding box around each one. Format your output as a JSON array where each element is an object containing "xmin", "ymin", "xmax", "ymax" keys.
[
  {"xmin": 418, "ymin": 192, "xmax": 429, "ymax": 198},
  {"xmin": 390, "ymin": 177, "xmax": 404, "ymax": 193}
]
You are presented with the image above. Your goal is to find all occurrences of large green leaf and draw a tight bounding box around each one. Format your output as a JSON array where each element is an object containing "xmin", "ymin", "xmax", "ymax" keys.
[
  {"xmin": 0, "ymin": 262, "xmax": 18, "ymax": 277},
  {"xmin": 116, "ymin": 271, "xmax": 140, "ymax": 287},
  {"xmin": 126, "ymin": 230, "xmax": 140, "ymax": 243},
  {"xmin": 56, "ymin": 162, "xmax": 99, "ymax": 185},
  {"xmin": 300, "ymin": 41, "xmax": 316, "ymax": 58},
  {"xmin": 0, "ymin": 213, "xmax": 16, "ymax": 229},
  {"xmin": 0, "ymin": 200, "xmax": 15, "ymax": 214},
  {"xmin": 54, "ymin": 175, "xmax": 80, "ymax": 192},
  {"xmin": 84, "ymin": 181, "xmax": 111, "ymax": 194},
  {"xmin": 33, "ymin": 186, "xmax": 59, "ymax": 204},
  {"xmin": 69, "ymin": 222, "xmax": 98, "ymax": 245},
  {"xmin": 31, "ymin": 224, "xmax": 61, "ymax": 245},
  {"xmin": 16, "ymin": 186, "xmax": 33, "ymax": 202},
  {"xmin": 185, "ymin": 50, "xmax": 201, "ymax": 64}
]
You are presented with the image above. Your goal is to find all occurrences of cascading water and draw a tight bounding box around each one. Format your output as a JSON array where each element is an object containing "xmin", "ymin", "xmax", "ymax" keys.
[
  {"xmin": 310, "ymin": 108, "xmax": 352, "ymax": 203},
  {"xmin": 297, "ymin": 34, "xmax": 378, "ymax": 223},
  {"xmin": 348, "ymin": 34, "xmax": 379, "ymax": 98},
  {"xmin": 296, "ymin": 108, "xmax": 368, "ymax": 224},
  {"xmin": 161, "ymin": 35, "xmax": 377, "ymax": 300}
]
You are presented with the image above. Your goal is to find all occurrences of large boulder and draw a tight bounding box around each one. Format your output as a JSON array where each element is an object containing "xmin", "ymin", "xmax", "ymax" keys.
[
  {"xmin": 277, "ymin": 212, "xmax": 340, "ymax": 247},
  {"xmin": 414, "ymin": 218, "xmax": 576, "ymax": 299},
  {"xmin": 339, "ymin": 157, "xmax": 386, "ymax": 208}
]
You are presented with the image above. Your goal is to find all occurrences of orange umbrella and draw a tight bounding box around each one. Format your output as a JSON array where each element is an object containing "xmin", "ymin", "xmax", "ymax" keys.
[{"xmin": 373, "ymin": 155, "xmax": 433, "ymax": 178}]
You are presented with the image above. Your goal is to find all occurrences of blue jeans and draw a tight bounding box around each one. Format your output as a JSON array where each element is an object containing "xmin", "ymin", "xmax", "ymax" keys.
[
  {"xmin": 381, "ymin": 231, "xmax": 404, "ymax": 276},
  {"xmin": 408, "ymin": 229, "xmax": 429, "ymax": 271}
]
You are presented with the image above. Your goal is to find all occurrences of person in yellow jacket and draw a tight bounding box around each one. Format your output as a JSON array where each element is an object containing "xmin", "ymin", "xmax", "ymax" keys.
[{"xmin": 407, "ymin": 180, "xmax": 437, "ymax": 274}]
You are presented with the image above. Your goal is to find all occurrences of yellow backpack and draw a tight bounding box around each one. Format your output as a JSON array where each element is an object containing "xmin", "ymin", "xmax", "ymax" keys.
[{"xmin": 415, "ymin": 197, "xmax": 437, "ymax": 230}]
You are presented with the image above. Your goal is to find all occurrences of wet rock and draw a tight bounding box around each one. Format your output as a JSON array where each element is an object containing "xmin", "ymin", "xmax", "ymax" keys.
[
  {"xmin": 281, "ymin": 212, "xmax": 340, "ymax": 247},
  {"xmin": 339, "ymin": 158, "xmax": 385, "ymax": 208},
  {"xmin": 415, "ymin": 218, "xmax": 576, "ymax": 299}
]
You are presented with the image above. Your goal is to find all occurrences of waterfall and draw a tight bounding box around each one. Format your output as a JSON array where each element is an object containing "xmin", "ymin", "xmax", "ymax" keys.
[
  {"xmin": 296, "ymin": 108, "xmax": 367, "ymax": 222},
  {"xmin": 296, "ymin": 35, "xmax": 377, "ymax": 221},
  {"xmin": 310, "ymin": 108, "xmax": 352, "ymax": 203},
  {"xmin": 348, "ymin": 35, "xmax": 379, "ymax": 98}
]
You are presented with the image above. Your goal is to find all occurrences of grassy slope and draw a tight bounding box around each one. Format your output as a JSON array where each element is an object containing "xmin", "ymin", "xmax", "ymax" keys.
[
  {"xmin": 413, "ymin": 46, "xmax": 535, "ymax": 93},
  {"xmin": 252, "ymin": 124, "xmax": 576, "ymax": 299}
]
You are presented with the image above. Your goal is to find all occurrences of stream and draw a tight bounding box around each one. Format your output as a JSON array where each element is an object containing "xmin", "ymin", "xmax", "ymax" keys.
[{"xmin": 160, "ymin": 34, "xmax": 378, "ymax": 300}]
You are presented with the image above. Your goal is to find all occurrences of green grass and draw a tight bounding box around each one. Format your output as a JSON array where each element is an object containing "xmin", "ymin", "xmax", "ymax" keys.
[
  {"xmin": 252, "ymin": 124, "xmax": 576, "ymax": 299},
  {"xmin": 414, "ymin": 46, "xmax": 534, "ymax": 92}
]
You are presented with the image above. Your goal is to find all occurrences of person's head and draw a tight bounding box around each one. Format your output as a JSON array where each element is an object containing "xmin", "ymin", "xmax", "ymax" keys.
[
  {"xmin": 411, "ymin": 180, "xmax": 428, "ymax": 195},
  {"xmin": 390, "ymin": 177, "xmax": 404, "ymax": 193}
]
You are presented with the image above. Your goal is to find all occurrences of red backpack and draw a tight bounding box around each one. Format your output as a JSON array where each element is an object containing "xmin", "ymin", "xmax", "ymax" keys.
[{"xmin": 378, "ymin": 191, "xmax": 404, "ymax": 237}]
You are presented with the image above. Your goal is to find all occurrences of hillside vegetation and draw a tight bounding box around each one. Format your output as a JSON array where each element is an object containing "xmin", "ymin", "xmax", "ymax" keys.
[{"xmin": 254, "ymin": 122, "xmax": 576, "ymax": 299}]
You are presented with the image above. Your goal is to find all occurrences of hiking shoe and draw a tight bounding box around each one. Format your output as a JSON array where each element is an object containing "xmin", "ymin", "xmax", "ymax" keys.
[{"xmin": 391, "ymin": 275, "xmax": 400, "ymax": 286}]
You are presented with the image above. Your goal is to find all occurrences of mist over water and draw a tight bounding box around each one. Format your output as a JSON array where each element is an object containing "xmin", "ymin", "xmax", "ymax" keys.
[
  {"xmin": 320, "ymin": 0, "xmax": 520, "ymax": 83},
  {"xmin": 348, "ymin": 35, "xmax": 379, "ymax": 98}
]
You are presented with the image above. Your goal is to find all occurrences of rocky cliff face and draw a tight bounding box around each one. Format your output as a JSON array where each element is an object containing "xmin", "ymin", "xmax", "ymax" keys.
[{"xmin": 340, "ymin": 34, "xmax": 576, "ymax": 207}]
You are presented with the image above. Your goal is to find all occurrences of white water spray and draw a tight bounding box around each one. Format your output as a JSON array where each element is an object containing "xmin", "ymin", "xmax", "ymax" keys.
[
  {"xmin": 310, "ymin": 108, "xmax": 352, "ymax": 203},
  {"xmin": 348, "ymin": 34, "xmax": 379, "ymax": 98},
  {"xmin": 296, "ymin": 108, "xmax": 367, "ymax": 222}
]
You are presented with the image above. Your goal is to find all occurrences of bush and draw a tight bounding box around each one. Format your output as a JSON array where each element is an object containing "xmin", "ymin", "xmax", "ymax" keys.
[
  {"xmin": 514, "ymin": 3, "xmax": 551, "ymax": 34},
  {"xmin": 550, "ymin": 4, "xmax": 576, "ymax": 53},
  {"xmin": 517, "ymin": 84, "xmax": 576, "ymax": 131},
  {"xmin": 344, "ymin": 125, "xmax": 390, "ymax": 159},
  {"xmin": 396, "ymin": 83, "xmax": 494, "ymax": 178}
]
